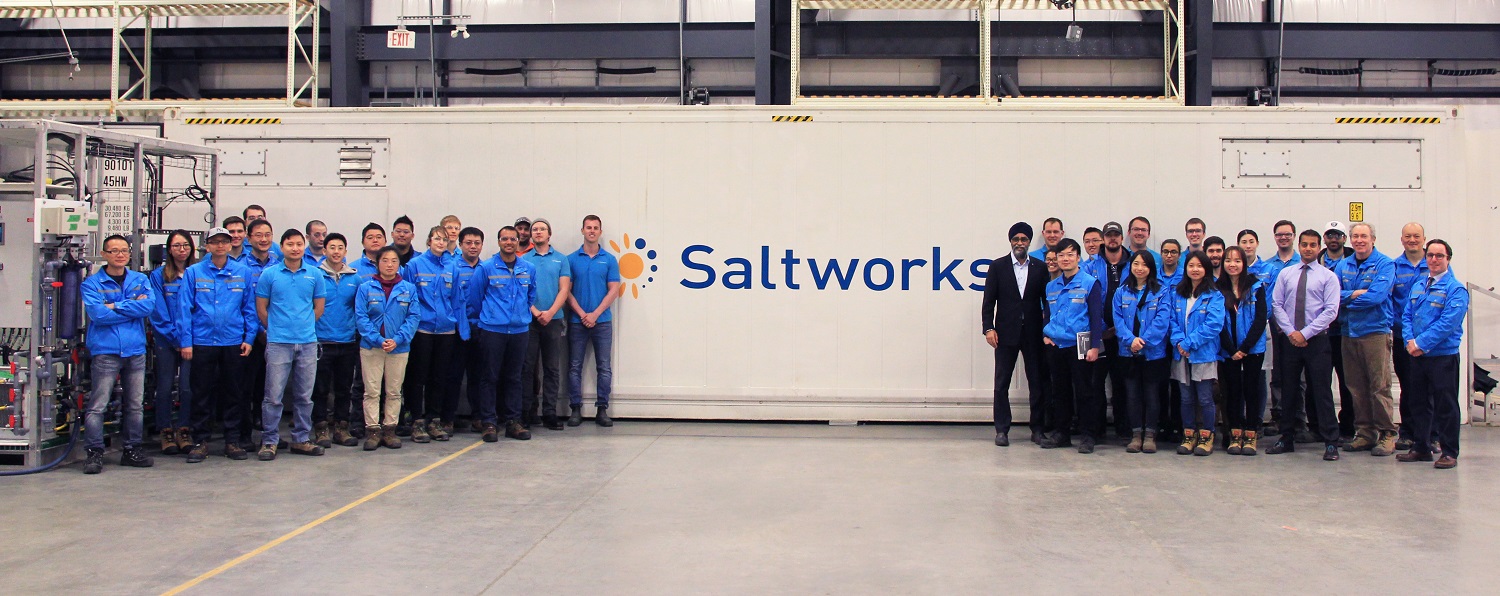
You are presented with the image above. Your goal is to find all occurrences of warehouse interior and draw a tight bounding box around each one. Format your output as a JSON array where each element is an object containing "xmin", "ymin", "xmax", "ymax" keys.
[{"xmin": 2, "ymin": 1, "xmax": 1500, "ymax": 593}]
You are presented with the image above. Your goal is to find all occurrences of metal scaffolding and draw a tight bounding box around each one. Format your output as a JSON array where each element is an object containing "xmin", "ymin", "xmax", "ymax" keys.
[
  {"xmin": 791, "ymin": 0, "xmax": 1184, "ymax": 106},
  {"xmin": 0, "ymin": 0, "xmax": 320, "ymax": 111}
]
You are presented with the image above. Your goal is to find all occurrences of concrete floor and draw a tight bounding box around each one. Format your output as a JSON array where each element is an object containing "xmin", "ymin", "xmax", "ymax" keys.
[{"xmin": 3, "ymin": 422, "xmax": 1496, "ymax": 595}]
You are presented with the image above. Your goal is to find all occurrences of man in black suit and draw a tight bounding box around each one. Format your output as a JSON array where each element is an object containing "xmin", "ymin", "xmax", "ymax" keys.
[{"xmin": 982, "ymin": 222, "xmax": 1051, "ymax": 447}]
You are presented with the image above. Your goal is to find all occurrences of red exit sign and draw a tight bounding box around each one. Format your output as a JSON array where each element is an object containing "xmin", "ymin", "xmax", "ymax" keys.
[{"xmin": 387, "ymin": 29, "xmax": 415, "ymax": 49}]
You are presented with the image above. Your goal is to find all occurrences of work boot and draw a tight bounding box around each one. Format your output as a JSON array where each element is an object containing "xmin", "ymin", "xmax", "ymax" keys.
[
  {"xmin": 567, "ymin": 405, "xmax": 583, "ymax": 427},
  {"xmin": 120, "ymin": 447, "xmax": 154, "ymax": 468},
  {"xmin": 185, "ymin": 442, "xmax": 208, "ymax": 463},
  {"xmin": 481, "ymin": 423, "xmax": 499, "ymax": 443},
  {"xmin": 396, "ymin": 418, "xmax": 412, "ymax": 437},
  {"xmin": 1344, "ymin": 433, "xmax": 1375, "ymax": 452},
  {"xmin": 289, "ymin": 441, "xmax": 325, "ymax": 456},
  {"xmin": 258, "ymin": 444, "xmax": 277, "ymax": 461},
  {"xmin": 411, "ymin": 419, "xmax": 431, "ymax": 443},
  {"xmin": 1241, "ymin": 430, "xmax": 1258, "ymax": 456},
  {"xmin": 1126, "ymin": 431, "xmax": 1143, "ymax": 453},
  {"xmin": 177, "ymin": 426, "xmax": 193, "ymax": 453},
  {"xmin": 470, "ymin": 419, "xmax": 485, "ymax": 433},
  {"xmin": 83, "ymin": 448, "xmax": 105, "ymax": 474},
  {"xmin": 160, "ymin": 427, "xmax": 180, "ymax": 456},
  {"xmin": 224, "ymin": 442, "xmax": 249, "ymax": 461},
  {"xmin": 1371, "ymin": 431, "xmax": 1397, "ymax": 457},
  {"xmin": 1227, "ymin": 429, "xmax": 1244, "ymax": 456},
  {"xmin": 1177, "ymin": 429, "xmax": 1197, "ymax": 455},
  {"xmin": 363, "ymin": 426, "xmax": 382, "ymax": 451},
  {"xmin": 380, "ymin": 426, "xmax": 402, "ymax": 449},
  {"xmin": 1141, "ymin": 431, "xmax": 1157, "ymax": 454},
  {"xmin": 428, "ymin": 420, "xmax": 450, "ymax": 442},
  {"xmin": 351, "ymin": 424, "xmax": 366, "ymax": 440},
  {"xmin": 595, "ymin": 405, "xmax": 614, "ymax": 427},
  {"xmin": 543, "ymin": 415, "xmax": 564, "ymax": 431},
  {"xmin": 1395, "ymin": 436, "xmax": 1414, "ymax": 451},
  {"xmin": 314, "ymin": 421, "xmax": 333, "ymax": 448},
  {"xmin": 505, "ymin": 421, "xmax": 532, "ymax": 441},
  {"xmin": 1193, "ymin": 430, "xmax": 1215, "ymax": 456},
  {"xmin": 333, "ymin": 420, "xmax": 357, "ymax": 446}
]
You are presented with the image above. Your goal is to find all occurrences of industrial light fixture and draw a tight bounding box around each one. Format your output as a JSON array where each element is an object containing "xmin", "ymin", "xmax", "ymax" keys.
[{"xmin": 450, "ymin": 23, "xmax": 470, "ymax": 38}]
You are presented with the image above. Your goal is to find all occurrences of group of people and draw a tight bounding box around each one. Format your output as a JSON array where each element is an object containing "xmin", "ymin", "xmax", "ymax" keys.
[
  {"xmin": 78, "ymin": 205, "xmax": 622, "ymax": 474},
  {"xmin": 981, "ymin": 216, "xmax": 1468, "ymax": 468}
]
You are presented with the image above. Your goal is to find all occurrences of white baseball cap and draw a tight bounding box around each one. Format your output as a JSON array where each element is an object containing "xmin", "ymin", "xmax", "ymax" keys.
[{"xmin": 1324, "ymin": 221, "xmax": 1347, "ymax": 236}]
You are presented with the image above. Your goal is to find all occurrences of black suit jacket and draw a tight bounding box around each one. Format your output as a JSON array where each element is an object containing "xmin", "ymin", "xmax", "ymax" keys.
[{"xmin": 981, "ymin": 255, "xmax": 1049, "ymax": 347}]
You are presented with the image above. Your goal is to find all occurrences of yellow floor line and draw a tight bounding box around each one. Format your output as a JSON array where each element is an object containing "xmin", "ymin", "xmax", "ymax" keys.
[{"xmin": 161, "ymin": 440, "xmax": 485, "ymax": 595}]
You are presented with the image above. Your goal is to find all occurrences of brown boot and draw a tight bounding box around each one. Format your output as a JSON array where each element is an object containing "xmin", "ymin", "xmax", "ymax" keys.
[
  {"xmin": 380, "ymin": 426, "xmax": 402, "ymax": 449},
  {"xmin": 176, "ymin": 426, "xmax": 194, "ymax": 453},
  {"xmin": 363, "ymin": 426, "xmax": 381, "ymax": 451},
  {"xmin": 332, "ymin": 420, "xmax": 356, "ymax": 446},
  {"xmin": 1126, "ymin": 431, "xmax": 1143, "ymax": 453},
  {"xmin": 1226, "ymin": 429, "xmax": 1244, "ymax": 456},
  {"xmin": 313, "ymin": 421, "xmax": 333, "ymax": 448},
  {"xmin": 411, "ymin": 418, "xmax": 431, "ymax": 443},
  {"xmin": 1193, "ymin": 429, "xmax": 1215, "ymax": 456},
  {"xmin": 1177, "ymin": 429, "xmax": 1197, "ymax": 455},
  {"xmin": 428, "ymin": 419, "xmax": 449, "ymax": 442},
  {"xmin": 1241, "ymin": 430, "xmax": 1258, "ymax": 456},
  {"xmin": 159, "ymin": 427, "xmax": 180, "ymax": 456},
  {"xmin": 1345, "ymin": 432, "xmax": 1375, "ymax": 452},
  {"xmin": 1141, "ymin": 431, "xmax": 1157, "ymax": 454},
  {"xmin": 1371, "ymin": 431, "xmax": 1397, "ymax": 457}
]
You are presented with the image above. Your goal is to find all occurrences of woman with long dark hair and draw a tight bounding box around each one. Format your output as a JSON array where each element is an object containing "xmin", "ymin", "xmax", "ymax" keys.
[
  {"xmin": 1114, "ymin": 250, "xmax": 1172, "ymax": 453},
  {"xmin": 149, "ymin": 230, "xmax": 197, "ymax": 455},
  {"xmin": 1170, "ymin": 251, "xmax": 1226, "ymax": 456},
  {"xmin": 1216, "ymin": 246, "xmax": 1268, "ymax": 455}
]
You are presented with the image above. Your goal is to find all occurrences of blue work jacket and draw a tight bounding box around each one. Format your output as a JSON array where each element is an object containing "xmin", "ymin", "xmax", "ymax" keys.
[
  {"xmin": 181, "ymin": 258, "xmax": 259, "ymax": 347},
  {"xmin": 355, "ymin": 277, "xmax": 420, "ymax": 354},
  {"xmin": 81, "ymin": 268, "xmax": 156, "ymax": 358}
]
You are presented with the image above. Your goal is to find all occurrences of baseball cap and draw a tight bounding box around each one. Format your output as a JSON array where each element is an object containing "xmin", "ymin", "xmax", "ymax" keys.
[
  {"xmin": 1324, "ymin": 221, "xmax": 1347, "ymax": 236},
  {"xmin": 205, "ymin": 227, "xmax": 231, "ymax": 242},
  {"xmin": 514, "ymin": 217, "xmax": 531, "ymax": 226},
  {"xmin": 1102, "ymin": 221, "xmax": 1124, "ymax": 235}
]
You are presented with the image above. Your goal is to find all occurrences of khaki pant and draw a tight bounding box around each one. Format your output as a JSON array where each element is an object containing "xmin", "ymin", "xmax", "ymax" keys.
[
  {"xmin": 360, "ymin": 348, "xmax": 409, "ymax": 428},
  {"xmin": 1342, "ymin": 332, "xmax": 1395, "ymax": 438}
]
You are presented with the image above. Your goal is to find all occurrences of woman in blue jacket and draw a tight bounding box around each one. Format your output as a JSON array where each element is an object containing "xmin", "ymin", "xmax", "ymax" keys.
[
  {"xmin": 355, "ymin": 246, "xmax": 421, "ymax": 450},
  {"xmin": 148, "ymin": 230, "xmax": 196, "ymax": 455},
  {"xmin": 1171, "ymin": 251, "xmax": 1226, "ymax": 456},
  {"xmin": 401, "ymin": 226, "xmax": 459, "ymax": 444},
  {"xmin": 1217, "ymin": 246, "xmax": 1268, "ymax": 456},
  {"xmin": 1115, "ymin": 251, "xmax": 1171, "ymax": 454}
]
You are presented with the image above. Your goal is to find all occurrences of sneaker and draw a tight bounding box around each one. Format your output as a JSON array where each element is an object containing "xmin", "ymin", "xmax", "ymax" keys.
[
  {"xmin": 1323, "ymin": 444, "xmax": 1340, "ymax": 461},
  {"xmin": 333, "ymin": 421, "xmax": 357, "ymax": 446},
  {"xmin": 1371, "ymin": 431, "xmax": 1397, "ymax": 457},
  {"xmin": 505, "ymin": 421, "xmax": 532, "ymax": 441},
  {"xmin": 1266, "ymin": 439, "xmax": 1295, "ymax": 455},
  {"xmin": 224, "ymin": 442, "xmax": 250, "ymax": 461},
  {"xmin": 481, "ymin": 423, "xmax": 499, "ymax": 443},
  {"xmin": 120, "ymin": 448, "xmax": 154, "ymax": 467},
  {"xmin": 411, "ymin": 419, "xmax": 431, "ymax": 443},
  {"xmin": 258, "ymin": 444, "xmax": 278, "ymax": 461},
  {"xmin": 380, "ymin": 427, "xmax": 402, "ymax": 449},
  {"xmin": 363, "ymin": 426, "xmax": 382, "ymax": 451},
  {"xmin": 289, "ymin": 441, "xmax": 325, "ymax": 456},
  {"xmin": 83, "ymin": 448, "xmax": 104, "ymax": 474},
  {"xmin": 160, "ymin": 428, "xmax": 180, "ymax": 456},
  {"xmin": 314, "ymin": 422, "xmax": 333, "ymax": 449},
  {"xmin": 186, "ymin": 442, "xmax": 208, "ymax": 463},
  {"xmin": 1077, "ymin": 436, "xmax": 1095, "ymax": 454},
  {"xmin": 428, "ymin": 420, "xmax": 450, "ymax": 442}
]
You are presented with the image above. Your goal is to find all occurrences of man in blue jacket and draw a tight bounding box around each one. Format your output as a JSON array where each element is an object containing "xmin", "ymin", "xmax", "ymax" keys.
[
  {"xmin": 1336, "ymin": 223, "xmax": 1398, "ymax": 456},
  {"xmin": 314, "ymin": 233, "xmax": 363, "ymax": 447},
  {"xmin": 254, "ymin": 229, "xmax": 327, "ymax": 460},
  {"xmin": 1391, "ymin": 222, "xmax": 1430, "ymax": 451},
  {"xmin": 182, "ymin": 227, "xmax": 259, "ymax": 463},
  {"xmin": 468, "ymin": 226, "xmax": 538, "ymax": 442},
  {"xmin": 1396, "ymin": 239, "xmax": 1468, "ymax": 469},
  {"xmin": 1040, "ymin": 239, "xmax": 1105, "ymax": 453},
  {"xmin": 449, "ymin": 227, "xmax": 487, "ymax": 434},
  {"xmin": 80, "ymin": 235, "xmax": 158, "ymax": 474}
]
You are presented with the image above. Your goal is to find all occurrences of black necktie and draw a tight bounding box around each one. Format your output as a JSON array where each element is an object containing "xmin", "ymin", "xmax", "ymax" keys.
[{"xmin": 1294, "ymin": 264, "xmax": 1309, "ymax": 330}]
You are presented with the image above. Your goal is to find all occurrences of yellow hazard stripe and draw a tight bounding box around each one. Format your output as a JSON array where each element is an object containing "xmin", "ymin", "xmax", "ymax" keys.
[
  {"xmin": 1335, "ymin": 117, "xmax": 1440, "ymax": 124},
  {"xmin": 183, "ymin": 117, "xmax": 282, "ymax": 125},
  {"xmin": 771, "ymin": 115, "xmax": 813, "ymax": 122}
]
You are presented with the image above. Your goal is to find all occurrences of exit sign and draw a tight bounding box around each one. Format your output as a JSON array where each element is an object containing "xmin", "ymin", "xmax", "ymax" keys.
[{"xmin": 387, "ymin": 29, "xmax": 415, "ymax": 49}]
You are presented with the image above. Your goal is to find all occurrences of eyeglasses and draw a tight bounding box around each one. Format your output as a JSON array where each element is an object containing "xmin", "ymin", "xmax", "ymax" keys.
[
  {"xmin": 1426, "ymin": 252, "xmax": 1449, "ymax": 259},
  {"xmin": 1129, "ymin": 227, "xmax": 1149, "ymax": 233},
  {"xmin": 1274, "ymin": 233, "xmax": 1294, "ymax": 238},
  {"xmin": 1160, "ymin": 250, "xmax": 1180, "ymax": 255},
  {"xmin": 103, "ymin": 249, "xmax": 131, "ymax": 255},
  {"xmin": 169, "ymin": 243, "xmax": 192, "ymax": 249}
]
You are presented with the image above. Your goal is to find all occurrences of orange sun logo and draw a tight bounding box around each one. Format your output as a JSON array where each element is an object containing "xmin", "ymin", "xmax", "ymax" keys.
[{"xmin": 609, "ymin": 233, "xmax": 656, "ymax": 299}]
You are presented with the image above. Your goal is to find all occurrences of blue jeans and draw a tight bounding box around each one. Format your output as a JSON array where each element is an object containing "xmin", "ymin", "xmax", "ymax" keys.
[
  {"xmin": 153, "ymin": 342, "xmax": 191, "ymax": 430},
  {"xmin": 86, "ymin": 354, "xmax": 146, "ymax": 450},
  {"xmin": 1179, "ymin": 379, "xmax": 1216, "ymax": 431},
  {"xmin": 568, "ymin": 320, "xmax": 613, "ymax": 408},
  {"xmin": 262, "ymin": 342, "xmax": 318, "ymax": 445}
]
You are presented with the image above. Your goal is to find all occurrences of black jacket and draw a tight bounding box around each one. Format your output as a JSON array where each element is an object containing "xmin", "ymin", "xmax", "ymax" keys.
[{"xmin": 981, "ymin": 255, "xmax": 1049, "ymax": 347}]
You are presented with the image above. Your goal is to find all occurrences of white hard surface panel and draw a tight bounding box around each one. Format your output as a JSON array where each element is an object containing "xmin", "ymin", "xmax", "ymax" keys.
[{"xmin": 1221, "ymin": 138, "xmax": 1423, "ymax": 189}]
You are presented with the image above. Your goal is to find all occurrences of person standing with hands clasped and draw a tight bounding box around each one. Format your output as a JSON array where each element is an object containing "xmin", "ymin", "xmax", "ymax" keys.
[
  {"xmin": 981, "ymin": 222, "xmax": 1050, "ymax": 447},
  {"xmin": 1268, "ymin": 230, "xmax": 1344, "ymax": 461},
  {"xmin": 1039, "ymin": 239, "xmax": 1105, "ymax": 454},
  {"xmin": 1170, "ymin": 251, "xmax": 1225, "ymax": 456},
  {"xmin": 254, "ymin": 229, "xmax": 327, "ymax": 461},
  {"xmin": 567, "ymin": 215, "xmax": 621, "ymax": 427},
  {"xmin": 356, "ymin": 246, "xmax": 421, "ymax": 450},
  {"xmin": 1397, "ymin": 240, "xmax": 1468, "ymax": 469},
  {"xmin": 1217, "ymin": 246, "xmax": 1268, "ymax": 455},
  {"xmin": 1114, "ymin": 251, "xmax": 1171, "ymax": 453}
]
